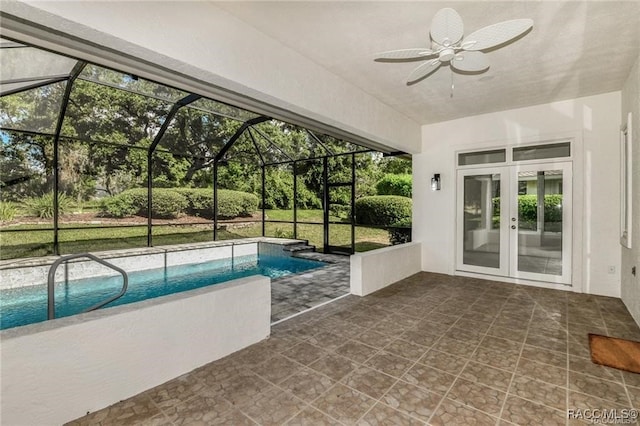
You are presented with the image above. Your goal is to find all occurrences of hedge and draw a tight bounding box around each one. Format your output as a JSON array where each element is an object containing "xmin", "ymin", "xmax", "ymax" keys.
[
  {"xmin": 100, "ymin": 188, "xmax": 187, "ymax": 219},
  {"xmin": 492, "ymin": 194, "xmax": 563, "ymax": 230},
  {"xmin": 376, "ymin": 174, "xmax": 412, "ymax": 197},
  {"xmin": 100, "ymin": 188, "xmax": 258, "ymax": 219},
  {"xmin": 355, "ymin": 195, "xmax": 412, "ymax": 227},
  {"xmin": 388, "ymin": 217, "xmax": 412, "ymax": 245}
]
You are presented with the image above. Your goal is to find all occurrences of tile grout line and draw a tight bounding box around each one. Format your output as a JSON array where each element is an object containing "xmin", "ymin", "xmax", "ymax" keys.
[
  {"xmin": 342, "ymin": 290, "xmax": 470, "ymax": 425},
  {"xmin": 496, "ymin": 292, "xmax": 537, "ymax": 425},
  {"xmin": 594, "ymin": 300, "xmax": 636, "ymax": 411},
  {"xmin": 348, "ymin": 295, "xmax": 454, "ymax": 425},
  {"xmin": 270, "ymin": 301, "xmax": 424, "ymax": 425},
  {"xmin": 424, "ymin": 290, "xmax": 508, "ymax": 426},
  {"xmin": 566, "ymin": 296, "xmax": 571, "ymax": 426}
]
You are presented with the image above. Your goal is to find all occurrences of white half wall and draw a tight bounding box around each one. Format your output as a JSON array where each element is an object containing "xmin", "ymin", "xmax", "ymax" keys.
[
  {"xmin": 414, "ymin": 92, "xmax": 622, "ymax": 297},
  {"xmin": 2, "ymin": 0, "xmax": 420, "ymax": 153},
  {"xmin": 0, "ymin": 275, "xmax": 271, "ymax": 425},
  {"xmin": 350, "ymin": 242, "xmax": 422, "ymax": 296},
  {"xmin": 621, "ymin": 54, "xmax": 640, "ymax": 325}
]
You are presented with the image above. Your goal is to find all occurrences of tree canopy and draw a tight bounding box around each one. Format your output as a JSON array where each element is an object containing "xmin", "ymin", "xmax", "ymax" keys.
[{"xmin": 0, "ymin": 63, "xmax": 410, "ymax": 209}]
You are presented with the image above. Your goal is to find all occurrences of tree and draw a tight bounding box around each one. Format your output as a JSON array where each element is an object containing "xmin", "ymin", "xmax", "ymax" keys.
[{"xmin": 0, "ymin": 62, "xmax": 404, "ymax": 211}]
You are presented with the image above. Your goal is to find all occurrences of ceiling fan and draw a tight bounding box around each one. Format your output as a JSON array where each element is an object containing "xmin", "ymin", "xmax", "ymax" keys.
[{"xmin": 375, "ymin": 8, "xmax": 533, "ymax": 84}]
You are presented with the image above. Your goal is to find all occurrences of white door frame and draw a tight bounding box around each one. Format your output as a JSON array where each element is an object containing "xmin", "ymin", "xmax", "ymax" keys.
[
  {"xmin": 456, "ymin": 166, "xmax": 510, "ymax": 277},
  {"xmin": 456, "ymin": 161, "xmax": 573, "ymax": 285},
  {"xmin": 509, "ymin": 161, "xmax": 572, "ymax": 284}
]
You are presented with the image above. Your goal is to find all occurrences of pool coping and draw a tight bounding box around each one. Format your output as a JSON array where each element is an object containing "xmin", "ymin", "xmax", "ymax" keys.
[{"xmin": 0, "ymin": 237, "xmax": 306, "ymax": 270}]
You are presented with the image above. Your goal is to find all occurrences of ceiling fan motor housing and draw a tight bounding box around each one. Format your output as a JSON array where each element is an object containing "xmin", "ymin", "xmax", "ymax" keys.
[{"xmin": 439, "ymin": 48, "xmax": 456, "ymax": 62}]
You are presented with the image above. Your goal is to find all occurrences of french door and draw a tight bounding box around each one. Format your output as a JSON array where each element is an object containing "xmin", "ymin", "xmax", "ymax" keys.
[{"xmin": 456, "ymin": 161, "xmax": 572, "ymax": 284}]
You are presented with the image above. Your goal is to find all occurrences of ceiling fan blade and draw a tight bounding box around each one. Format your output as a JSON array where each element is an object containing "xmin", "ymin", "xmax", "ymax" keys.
[
  {"xmin": 375, "ymin": 48, "xmax": 436, "ymax": 60},
  {"xmin": 463, "ymin": 19, "xmax": 533, "ymax": 51},
  {"xmin": 407, "ymin": 59, "xmax": 441, "ymax": 84},
  {"xmin": 451, "ymin": 51, "xmax": 490, "ymax": 72},
  {"xmin": 430, "ymin": 8, "xmax": 464, "ymax": 46}
]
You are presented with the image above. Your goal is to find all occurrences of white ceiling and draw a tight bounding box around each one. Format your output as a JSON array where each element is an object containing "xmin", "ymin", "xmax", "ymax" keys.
[{"xmin": 214, "ymin": 1, "xmax": 640, "ymax": 125}]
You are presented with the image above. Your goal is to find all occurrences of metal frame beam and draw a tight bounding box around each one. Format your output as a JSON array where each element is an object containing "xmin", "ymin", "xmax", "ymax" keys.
[
  {"xmin": 213, "ymin": 116, "xmax": 270, "ymax": 164},
  {"xmin": 1, "ymin": 76, "xmax": 69, "ymax": 97},
  {"xmin": 307, "ymin": 130, "xmax": 334, "ymax": 156},
  {"xmin": 147, "ymin": 93, "xmax": 201, "ymax": 246},
  {"xmin": 213, "ymin": 115, "xmax": 269, "ymax": 240},
  {"xmin": 249, "ymin": 126, "xmax": 295, "ymax": 162},
  {"xmin": 52, "ymin": 60, "xmax": 86, "ymax": 255}
]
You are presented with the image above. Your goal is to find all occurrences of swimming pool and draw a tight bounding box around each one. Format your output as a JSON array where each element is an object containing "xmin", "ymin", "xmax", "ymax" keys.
[{"xmin": 0, "ymin": 254, "xmax": 324, "ymax": 330}]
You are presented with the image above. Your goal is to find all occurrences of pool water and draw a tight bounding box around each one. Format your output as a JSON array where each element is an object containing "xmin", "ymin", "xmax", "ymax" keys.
[{"xmin": 0, "ymin": 254, "xmax": 324, "ymax": 330}]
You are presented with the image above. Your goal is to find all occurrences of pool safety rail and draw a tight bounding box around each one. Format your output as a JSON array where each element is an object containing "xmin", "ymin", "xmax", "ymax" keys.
[{"xmin": 47, "ymin": 253, "xmax": 129, "ymax": 320}]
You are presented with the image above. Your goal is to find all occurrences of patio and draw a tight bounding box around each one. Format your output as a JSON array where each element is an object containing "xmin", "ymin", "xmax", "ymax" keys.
[{"xmin": 67, "ymin": 272, "xmax": 640, "ymax": 425}]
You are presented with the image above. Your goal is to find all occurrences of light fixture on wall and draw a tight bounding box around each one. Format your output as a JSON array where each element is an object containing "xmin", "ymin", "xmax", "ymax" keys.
[{"xmin": 431, "ymin": 173, "xmax": 441, "ymax": 191}]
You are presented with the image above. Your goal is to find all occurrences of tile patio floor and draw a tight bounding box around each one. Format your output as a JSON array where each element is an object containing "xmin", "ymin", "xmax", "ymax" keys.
[{"xmin": 68, "ymin": 272, "xmax": 640, "ymax": 425}]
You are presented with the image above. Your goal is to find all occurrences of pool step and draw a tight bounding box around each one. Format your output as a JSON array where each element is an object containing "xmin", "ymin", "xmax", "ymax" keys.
[{"xmin": 283, "ymin": 243, "xmax": 316, "ymax": 254}]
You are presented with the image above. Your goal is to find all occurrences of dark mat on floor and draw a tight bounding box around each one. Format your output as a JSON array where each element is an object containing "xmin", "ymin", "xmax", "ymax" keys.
[{"xmin": 589, "ymin": 333, "xmax": 640, "ymax": 374}]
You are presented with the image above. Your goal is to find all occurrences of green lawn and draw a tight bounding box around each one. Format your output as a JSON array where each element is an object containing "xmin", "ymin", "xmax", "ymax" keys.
[{"xmin": 0, "ymin": 209, "xmax": 391, "ymax": 260}]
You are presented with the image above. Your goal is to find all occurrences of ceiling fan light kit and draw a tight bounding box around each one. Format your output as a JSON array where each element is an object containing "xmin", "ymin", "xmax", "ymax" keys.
[{"xmin": 375, "ymin": 8, "xmax": 533, "ymax": 85}]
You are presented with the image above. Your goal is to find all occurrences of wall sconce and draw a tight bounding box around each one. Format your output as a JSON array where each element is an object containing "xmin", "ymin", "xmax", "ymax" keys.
[{"xmin": 431, "ymin": 173, "xmax": 441, "ymax": 191}]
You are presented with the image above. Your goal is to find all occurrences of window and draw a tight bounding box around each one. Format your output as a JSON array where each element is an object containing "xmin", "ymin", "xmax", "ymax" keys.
[
  {"xmin": 458, "ymin": 149, "xmax": 506, "ymax": 166},
  {"xmin": 512, "ymin": 142, "xmax": 570, "ymax": 161}
]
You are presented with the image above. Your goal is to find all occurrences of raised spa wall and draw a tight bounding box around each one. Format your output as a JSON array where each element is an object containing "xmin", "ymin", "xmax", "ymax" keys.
[
  {"xmin": 0, "ymin": 238, "xmax": 302, "ymax": 425},
  {"xmin": 0, "ymin": 237, "xmax": 303, "ymax": 290}
]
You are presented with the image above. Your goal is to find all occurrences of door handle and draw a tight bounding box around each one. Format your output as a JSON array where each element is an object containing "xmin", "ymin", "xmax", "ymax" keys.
[
  {"xmin": 511, "ymin": 217, "xmax": 517, "ymax": 222},
  {"xmin": 511, "ymin": 225, "xmax": 516, "ymax": 229}
]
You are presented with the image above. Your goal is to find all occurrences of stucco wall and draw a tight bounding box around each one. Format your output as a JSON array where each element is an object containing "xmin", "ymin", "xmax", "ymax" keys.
[
  {"xmin": 414, "ymin": 92, "xmax": 622, "ymax": 297},
  {"xmin": 350, "ymin": 242, "xmax": 422, "ymax": 296},
  {"xmin": 0, "ymin": 275, "xmax": 271, "ymax": 425},
  {"xmin": 2, "ymin": 0, "xmax": 420, "ymax": 153},
  {"xmin": 621, "ymin": 54, "xmax": 640, "ymax": 325}
]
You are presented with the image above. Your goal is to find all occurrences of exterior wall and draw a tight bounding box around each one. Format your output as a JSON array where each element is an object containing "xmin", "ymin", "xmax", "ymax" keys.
[
  {"xmin": 350, "ymin": 242, "xmax": 421, "ymax": 296},
  {"xmin": 621, "ymin": 54, "xmax": 640, "ymax": 324},
  {"xmin": 3, "ymin": 0, "xmax": 420, "ymax": 153},
  {"xmin": 0, "ymin": 275, "xmax": 271, "ymax": 425},
  {"xmin": 414, "ymin": 92, "xmax": 622, "ymax": 297}
]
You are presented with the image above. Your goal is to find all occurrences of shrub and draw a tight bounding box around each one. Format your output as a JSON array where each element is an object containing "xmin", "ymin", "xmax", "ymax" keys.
[
  {"xmin": 147, "ymin": 189, "xmax": 188, "ymax": 218},
  {"xmin": 219, "ymin": 190, "xmax": 259, "ymax": 218},
  {"xmin": 355, "ymin": 195, "xmax": 412, "ymax": 227},
  {"xmin": 175, "ymin": 188, "xmax": 258, "ymax": 219},
  {"xmin": 263, "ymin": 175, "xmax": 293, "ymax": 210},
  {"xmin": 100, "ymin": 196, "xmax": 137, "ymax": 218},
  {"xmin": 388, "ymin": 218, "xmax": 412, "ymax": 245},
  {"xmin": 100, "ymin": 188, "xmax": 187, "ymax": 219},
  {"xmin": 376, "ymin": 174, "xmax": 412, "ymax": 197},
  {"xmin": 0, "ymin": 201, "xmax": 18, "ymax": 221},
  {"xmin": 296, "ymin": 184, "xmax": 322, "ymax": 209},
  {"xmin": 492, "ymin": 194, "xmax": 563, "ymax": 230},
  {"xmin": 99, "ymin": 187, "xmax": 257, "ymax": 220},
  {"xmin": 175, "ymin": 188, "xmax": 211, "ymax": 215},
  {"xmin": 329, "ymin": 204, "xmax": 351, "ymax": 220},
  {"xmin": 24, "ymin": 193, "xmax": 72, "ymax": 219}
]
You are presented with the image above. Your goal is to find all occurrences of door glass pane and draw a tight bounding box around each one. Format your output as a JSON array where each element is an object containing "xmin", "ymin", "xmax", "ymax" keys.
[
  {"xmin": 517, "ymin": 170, "xmax": 563, "ymax": 275},
  {"xmin": 463, "ymin": 174, "xmax": 501, "ymax": 268}
]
